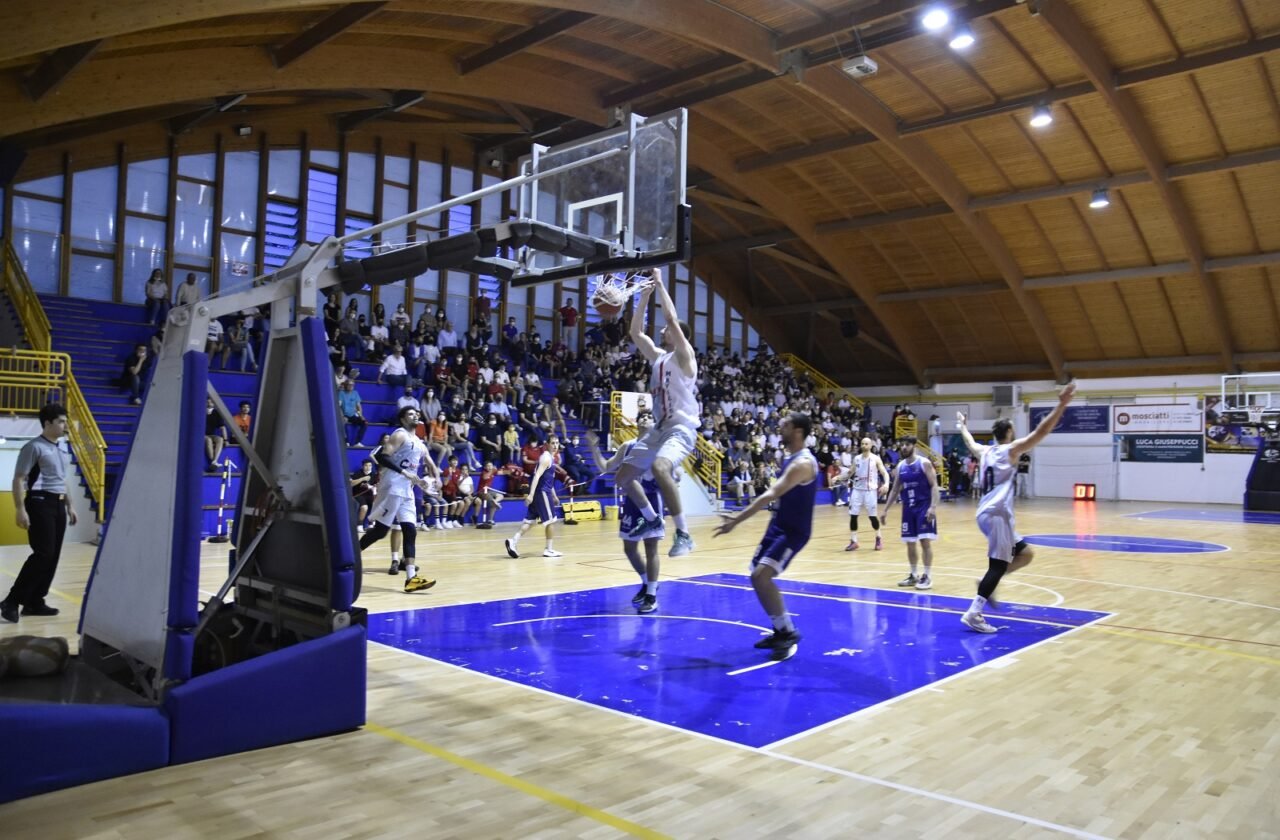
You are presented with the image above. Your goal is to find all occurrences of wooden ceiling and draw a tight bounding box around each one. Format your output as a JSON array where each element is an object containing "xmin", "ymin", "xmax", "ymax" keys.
[{"xmin": 2, "ymin": 0, "xmax": 1278, "ymax": 386}]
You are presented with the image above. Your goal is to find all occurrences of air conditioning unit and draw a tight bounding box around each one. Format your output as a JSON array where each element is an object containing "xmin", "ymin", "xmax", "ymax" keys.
[
  {"xmin": 992, "ymin": 384, "xmax": 1021, "ymax": 408},
  {"xmin": 841, "ymin": 55, "xmax": 878, "ymax": 79}
]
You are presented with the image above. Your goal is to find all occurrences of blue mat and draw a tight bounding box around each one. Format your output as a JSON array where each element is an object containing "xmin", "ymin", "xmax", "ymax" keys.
[{"xmin": 369, "ymin": 574, "xmax": 1107, "ymax": 748}]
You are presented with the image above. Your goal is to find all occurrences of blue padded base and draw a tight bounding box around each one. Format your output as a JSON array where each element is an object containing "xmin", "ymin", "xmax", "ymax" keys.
[
  {"xmin": 165, "ymin": 625, "xmax": 367, "ymax": 765},
  {"xmin": 0, "ymin": 703, "xmax": 169, "ymax": 804}
]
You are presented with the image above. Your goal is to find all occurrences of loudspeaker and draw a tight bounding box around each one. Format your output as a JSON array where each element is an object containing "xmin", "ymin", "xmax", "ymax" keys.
[
  {"xmin": 839, "ymin": 319, "xmax": 859, "ymax": 339},
  {"xmin": 0, "ymin": 141, "xmax": 27, "ymax": 187}
]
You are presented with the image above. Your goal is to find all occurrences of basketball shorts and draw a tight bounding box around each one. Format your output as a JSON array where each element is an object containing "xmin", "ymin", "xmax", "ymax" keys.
[
  {"xmin": 371, "ymin": 493, "xmax": 416, "ymax": 527},
  {"xmin": 750, "ymin": 523, "xmax": 809, "ymax": 576},
  {"xmin": 523, "ymin": 490, "xmax": 558, "ymax": 525},
  {"xmin": 619, "ymin": 491, "xmax": 665, "ymax": 542},
  {"xmin": 623, "ymin": 423, "xmax": 698, "ymax": 473},
  {"xmin": 976, "ymin": 510, "xmax": 1022, "ymax": 562},
  {"xmin": 899, "ymin": 505, "xmax": 937, "ymax": 543},
  {"xmin": 849, "ymin": 488, "xmax": 880, "ymax": 514}
]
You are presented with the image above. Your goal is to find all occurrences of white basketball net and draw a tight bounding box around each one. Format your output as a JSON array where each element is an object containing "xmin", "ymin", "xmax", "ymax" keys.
[
  {"xmin": 1247, "ymin": 405, "xmax": 1265, "ymax": 425},
  {"xmin": 591, "ymin": 270, "xmax": 652, "ymax": 308}
]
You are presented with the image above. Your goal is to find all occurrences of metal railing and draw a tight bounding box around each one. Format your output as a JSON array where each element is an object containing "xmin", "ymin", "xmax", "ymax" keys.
[
  {"xmin": 610, "ymin": 391, "xmax": 723, "ymax": 498},
  {"xmin": 0, "ymin": 244, "xmax": 108, "ymax": 515},
  {"xmin": 779, "ymin": 352, "xmax": 866, "ymax": 412}
]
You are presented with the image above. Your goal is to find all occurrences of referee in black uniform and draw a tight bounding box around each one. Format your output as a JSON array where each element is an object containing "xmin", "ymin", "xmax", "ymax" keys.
[{"xmin": 1, "ymin": 403, "xmax": 78, "ymax": 623}]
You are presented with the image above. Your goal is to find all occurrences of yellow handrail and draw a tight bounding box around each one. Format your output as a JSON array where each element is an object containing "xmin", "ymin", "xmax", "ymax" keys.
[
  {"xmin": 2, "ymin": 242, "xmax": 52, "ymax": 353},
  {"xmin": 0, "ymin": 244, "xmax": 107, "ymax": 517},
  {"xmin": 779, "ymin": 352, "xmax": 866, "ymax": 411},
  {"xmin": 609, "ymin": 391, "xmax": 723, "ymax": 498}
]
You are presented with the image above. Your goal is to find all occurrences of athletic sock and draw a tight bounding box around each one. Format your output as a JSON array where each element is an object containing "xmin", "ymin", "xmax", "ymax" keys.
[
  {"xmin": 405, "ymin": 563, "xmax": 417, "ymax": 579},
  {"xmin": 673, "ymin": 513, "xmax": 688, "ymax": 532},
  {"xmin": 645, "ymin": 581, "xmax": 658, "ymax": 596},
  {"xmin": 967, "ymin": 595, "xmax": 987, "ymax": 614},
  {"xmin": 638, "ymin": 503, "xmax": 658, "ymax": 520},
  {"xmin": 770, "ymin": 613, "xmax": 795, "ymax": 632},
  {"xmin": 639, "ymin": 575, "xmax": 649, "ymax": 585},
  {"xmin": 390, "ymin": 551, "xmax": 400, "ymax": 564}
]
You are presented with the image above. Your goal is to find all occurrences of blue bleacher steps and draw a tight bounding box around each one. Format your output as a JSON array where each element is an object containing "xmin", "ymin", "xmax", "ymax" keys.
[{"xmin": 40, "ymin": 295, "xmax": 262, "ymax": 534}]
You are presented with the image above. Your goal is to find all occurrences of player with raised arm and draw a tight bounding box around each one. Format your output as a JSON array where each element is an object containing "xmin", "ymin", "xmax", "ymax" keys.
[
  {"xmin": 839, "ymin": 437, "xmax": 890, "ymax": 552},
  {"xmin": 505, "ymin": 437, "xmax": 563, "ymax": 559},
  {"xmin": 712, "ymin": 413, "xmax": 819, "ymax": 662},
  {"xmin": 880, "ymin": 436, "xmax": 941, "ymax": 590},
  {"xmin": 585, "ymin": 412, "xmax": 664, "ymax": 614},
  {"xmin": 615, "ymin": 268, "xmax": 701, "ymax": 557},
  {"xmin": 360, "ymin": 406, "xmax": 437, "ymax": 593},
  {"xmin": 958, "ymin": 382, "xmax": 1076, "ymax": 632}
]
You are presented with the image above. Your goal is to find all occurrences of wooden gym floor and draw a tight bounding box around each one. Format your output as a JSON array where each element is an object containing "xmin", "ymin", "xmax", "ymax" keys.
[{"xmin": 1, "ymin": 498, "xmax": 1277, "ymax": 839}]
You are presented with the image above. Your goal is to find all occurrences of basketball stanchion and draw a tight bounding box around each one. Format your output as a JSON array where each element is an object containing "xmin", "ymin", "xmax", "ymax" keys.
[{"xmin": 208, "ymin": 460, "xmax": 232, "ymax": 543}]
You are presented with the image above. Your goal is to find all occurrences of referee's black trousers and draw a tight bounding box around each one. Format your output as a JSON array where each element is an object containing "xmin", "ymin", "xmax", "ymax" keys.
[{"xmin": 6, "ymin": 494, "xmax": 67, "ymax": 608}]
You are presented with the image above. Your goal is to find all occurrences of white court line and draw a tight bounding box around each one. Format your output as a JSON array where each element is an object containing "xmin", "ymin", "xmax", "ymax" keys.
[
  {"xmin": 797, "ymin": 562, "xmax": 1066, "ymax": 607},
  {"xmin": 492, "ymin": 613, "xmax": 769, "ymax": 633},
  {"xmin": 673, "ymin": 579, "xmax": 1089, "ymax": 628},
  {"xmin": 371, "ymin": 642, "xmax": 1110, "ymax": 839},
  {"xmin": 726, "ymin": 659, "xmax": 785, "ymax": 676},
  {"xmin": 762, "ymin": 612, "xmax": 1113, "ymax": 751}
]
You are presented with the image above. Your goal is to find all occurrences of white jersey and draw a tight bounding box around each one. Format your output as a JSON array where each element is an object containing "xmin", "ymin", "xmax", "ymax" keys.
[
  {"xmin": 649, "ymin": 349, "xmax": 700, "ymax": 430},
  {"xmin": 851, "ymin": 453, "xmax": 883, "ymax": 490},
  {"xmin": 976, "ymin": 443, "xmax": 1017, "ymax": 519},
  {"xmin": 382, "ymin": 433, "xmax": 427, "ymax": 498}
]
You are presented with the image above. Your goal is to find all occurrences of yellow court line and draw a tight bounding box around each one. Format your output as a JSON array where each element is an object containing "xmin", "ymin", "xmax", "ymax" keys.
[
  {"xmin": 0, "ymin": 567, "xmax": 83, "ymax": 605},
  {"xmin": 365, "ymin": 721, "xmax": 671, "ymax": 840},
  {"xmin": 1087, "ymin": 626, "xmax": 1280, "ymax": 667}
]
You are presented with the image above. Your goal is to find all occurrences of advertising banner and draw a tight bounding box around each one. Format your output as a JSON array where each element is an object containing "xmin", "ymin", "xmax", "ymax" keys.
[
  {"xmin": 1111, "ymin": 404, "xmax": 1202, "ymax": 434},
  {"xmin": 1029, "ymin": 405, "xmax": 1110, "ymax": 433},
  {"xmin": 1118, "ymin": 434, "xmax": 1204, "ymax": 463}
]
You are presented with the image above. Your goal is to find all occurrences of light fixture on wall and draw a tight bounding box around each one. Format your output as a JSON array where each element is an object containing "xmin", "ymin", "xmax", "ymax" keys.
[
  {"xmin": 948, "ymin": 24, "xmax": 975, "ymax": 50},
  {"xmin": 234, "ymin": 125, "xmax": 252, "ymax": 137},
  {"xmin": 921, "ymin": 6, "xmax": 951, "ymax": 31},
  {"xmin": 1088, "ymin": 187, "xmax": 1111, "ymax": 209},
  {"xmin": 1029, "ymin": 103, "xmax": 1053, "ymax": 128}
]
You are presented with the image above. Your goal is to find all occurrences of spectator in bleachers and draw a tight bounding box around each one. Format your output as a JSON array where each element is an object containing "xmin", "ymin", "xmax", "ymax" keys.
[
  {"xmin": 338, "ymin": 304, "xmax": 363, "ymax": 361},
  {"xmin": 205, "ymin": 397, "xmax": 227, "ymax": 468},
  {"xmin": 437, "ymin": 320, "xmax": 460, "ymax": 355},
  {"xmin": 521, "ymin": 438, "xmax": 544, "ymax": 475},
  {"xmin": 425, "ymin": 410, "xmax": 451, "ymax": 467},
  {"xmin": 557, "ymin": 297, "xmax": 579, "ymax": 351},
  {"xmin": 464, "ymin": 323, "xmax": 486, "ymax": 355},
  {"xmin": 475, "ymin": 293, "xmax": 493, "ymax": 328},
  {"xmin": 560, "ymin": 436, "xmax": 592, "ymax": 489},
  {"xmin": 501, "ymin": 316, "xmax": 519, "ymax": 356},
  {"xmin": 397, "ymin": 386, "xmax": 420, "ymax": 413},
  {"xmin": 477, "ymin": 414, "xmax": 503, "ymax": 464},
  {"xmin": 323, "ymin": 292, "xmax": 342, "ymax": 336},
  {"xmin": 150, "ymin": 327, "xmax": 165, "ymax": 358},
  {"xmin": 420, "ymin": 387, "xmax": 442, "ymax": 425},
  {"xmin": 222, "ymin": 316, "xmax": 257, "ymax": 372},
  {"xmin": 369, "ymin": 317, "xmax": 390, "ymax": 360},
  {"xmin": 377, "ymin": 343, "xmax": 411, "ymax": 388},
  {"xmin": 389, "ymin": 311, "xmax": 411, "ymax": 350},
  {"xmin": 205, "ymin": 317, "xmax": 224, "ymax": 366},
  {"xmin": 175, "ymin": 272, "xmax": 201, "ymax": 308},
  {"xmin": 118, "ymin": 343, "xmax": 151, "ymax": 405},
  {"xmin": 338, "ymin": 380, "xmax": 367, "ymax": 448},
  {"xmin": 144, "ymin": 269, "xmax": 170, "ymax": 325},
  {"xmin": 391, "ymin": 302, "xmax": 411, "ymax": 330},
  {"xmin": 501, "ymin": 422, "xmax": 521, "ymax": 466},
  {"xmin": 350, "ymin": 459, "xmax": 376, "ymax": 532},
  {"xmin": 233, "ymin": 401, "xmax": 252, "ymax": 437},
  {"xmin": 357, "ymin": 314, "xmax": 376, "ymax": 361},
  {"xmin": 433, "ymin": 306, "xmax": 448, "ymax": 332},
  {"xmin": 449, "ymin": 415, "xmax": 481, "ymax": 469}
]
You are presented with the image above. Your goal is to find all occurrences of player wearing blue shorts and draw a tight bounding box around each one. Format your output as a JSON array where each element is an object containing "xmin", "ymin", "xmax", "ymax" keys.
[
  {"xmin": 504, "ymin": 437, "xmax": 563, "ymax": 559},
  {"xmin": 957, "ymin": 382, "xmax": 1076, "ymax": 633},
  {"xmin": 713, "ymin": 413, "xmax": 818, "ymax": 661},
  {"xmin": 586, "ymin": 412, "xmax": 665, "ymax": 614},
  {"xmin": 881, "ymin": 436, "xmax": 940, "ymax": 591}
]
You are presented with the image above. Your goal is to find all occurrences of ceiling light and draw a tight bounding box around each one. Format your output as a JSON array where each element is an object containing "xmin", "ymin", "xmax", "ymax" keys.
[
  {"xmin": 948, "ymin": 24, "xmax": 975, "ymax": 50},
  {"xmin": 921, "ymin": 6, "xmax": 950, "ymax": 31},
  {"xmin": 1029, "ymin": 104, "xmax": 1053, "ymax": 128},
  {"xmin": 1088, "ymin": 188, "xmax": 1111, "ymax": 209}
]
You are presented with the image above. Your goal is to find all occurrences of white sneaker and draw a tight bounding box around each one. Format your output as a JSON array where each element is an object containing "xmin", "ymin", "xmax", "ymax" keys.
[
  {"xmin": 915, "ymin": 574, "xmax": 932, "ymax": 590},
  {"xmin": 434, "ymin": 523, "xmax": 446, "ymax": 531},
  {"xmin": 542, "ymin": 548, "xmax": 564, "ymax": 558},
  {"xmin": 961, "ymin": 612, "xmax": 998, "ymax": 634}
]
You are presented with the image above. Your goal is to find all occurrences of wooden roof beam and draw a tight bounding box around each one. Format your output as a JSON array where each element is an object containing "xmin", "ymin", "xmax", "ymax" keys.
[
  {"xmin": 457, "ymin": 11, "xmax": 592, "ymax": 75},
  {"xmin": 688, "ymin": 187, "xmax": 776, "ymax": 219},
  {"xmin": 1034, "ymin": 0, "xmax": 1235, "ymax": 372},
  {"xmin": 168, "ymin": 94, "xmax": 246, "ymax": 135},
  {"xmin": 272, "ymin": 2, "xmax": 388, "ymax": 69},
  {"xmin": 23, "ymin": 40, "xmax": 103, "ymax": 102},
  {"xmin": 336, "ymin": 90, "xmax": 425, "ymax": 133},
  {"xmin": 759, "ymin": 298, "xmax": 865, "ymax": 315}
]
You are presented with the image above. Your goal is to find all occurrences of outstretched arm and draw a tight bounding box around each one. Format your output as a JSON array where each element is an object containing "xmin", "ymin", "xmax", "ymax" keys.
[
  {"xmin": 628, "ymin": 279, "xmax": 660, "ymax": 361},
  {"xmin": 584, "ymin": 431, "xmax": 626, "ymax": 473},
  {"xmin": 649, "ymin": 268, "xmax": 696, "ymax": 375},
  {"xmin": 957, "ymin": 412, "xmax": 988, "ymax": 458},
  {"xmin": 1010, "ymin": 382, "xmax": 1076, "ymax": 458},
  {"xmin": 713, "ymin": 455, "xmax": 815, "ymax": 537}
]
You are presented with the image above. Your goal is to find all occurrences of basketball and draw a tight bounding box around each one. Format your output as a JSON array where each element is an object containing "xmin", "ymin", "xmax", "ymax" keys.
[{"xmin": 593, "ymin": 297, "xmax": 623, "ymax": 319}]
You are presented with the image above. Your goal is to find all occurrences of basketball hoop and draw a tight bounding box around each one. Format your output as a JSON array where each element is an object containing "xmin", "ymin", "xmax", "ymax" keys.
[
  {"xmin": 590, "ymin": 270, "xmax": 652, "ymax": 317},
  {"xmin": 1247, "ymin": 405, "xmax": 1265, "ymax": 426}
]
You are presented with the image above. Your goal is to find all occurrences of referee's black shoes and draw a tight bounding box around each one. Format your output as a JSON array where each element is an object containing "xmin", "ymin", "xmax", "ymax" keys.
[{"xmin": 0, "ymin": 599, "xmax": 17, "ymax": 623}]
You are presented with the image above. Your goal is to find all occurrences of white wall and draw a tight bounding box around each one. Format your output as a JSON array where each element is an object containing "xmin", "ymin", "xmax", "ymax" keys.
[{"xmin": 852, "ymin": 373, "xmax": 1260, "ymax": 505}]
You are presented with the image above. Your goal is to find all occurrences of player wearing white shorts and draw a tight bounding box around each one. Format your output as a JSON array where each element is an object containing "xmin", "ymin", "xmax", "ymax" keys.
[
  {"xmin": 361, "ymin": 406, "xmax": 437, "ymax": 593},
  {"xmin": 615, "ymin": 267, "xmax": 701, "ymax": 558},
  {"xmin": 958, "ymin": 382, "xmax": 1076, "ymax": 633},
  {"xmin": 837, "ymin": 437, "xmax": 889, "ymax": 551}
]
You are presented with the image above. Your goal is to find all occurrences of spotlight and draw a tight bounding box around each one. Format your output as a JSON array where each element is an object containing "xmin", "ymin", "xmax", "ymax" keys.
[
  {"xmin": 948, "ymin": 24, "xmax": 975, "ymax": 50},
  {"xmin": 921, "ymin": 6, "xmax": 950, "ymax": 31},
  {"xmin": 1029, "ymin": 104, "xmax": 1053, "ymax": 128},
  {"xmin": 1088, "ymin": 188, "xmax": 1111, "ymax": 209}
]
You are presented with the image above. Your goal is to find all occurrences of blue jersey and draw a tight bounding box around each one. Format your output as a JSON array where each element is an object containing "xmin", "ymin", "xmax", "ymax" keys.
[
  {"xmin": 532, "ymin": 452, "xmax": 556, "ymax": 497},
  {"xmin": 770, "ymin": 449, "xmax": 818, "ymax": 540},
  {"xmin": 897, "ymin": 456, "xmax": 932, "ymax": 510}
]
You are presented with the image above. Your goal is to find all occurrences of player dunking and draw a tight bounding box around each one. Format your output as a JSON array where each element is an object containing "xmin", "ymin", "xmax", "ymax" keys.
[
  {"xmin": 713, "ymin": 413, "xmax": 818, "ymax": 661},
  {"xmin": 959, "ymin": 382, "xmax": 1076, "ymax": 632},
  {"xmin": 361, "ymin": 406, "xmax": 437, "ymax": 593},
  {"xmin": 840, "ymin": 437, "xmax": 889, "ymax": 551},
  {"xmin": 615, "ymin": 268, "xmax": 700, "ymax": 557},
  {"xmin": 585, "ymin": 411, "xmax": 664, "ymax": 614},
  {"xmin": 880, "ymin": 436, "xmax": 941, "ymax": 590},
  {"xmin": 505, "ymin": 437, "xmax": 563, "ymax": 559}
]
